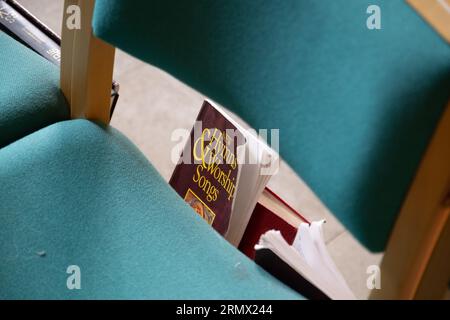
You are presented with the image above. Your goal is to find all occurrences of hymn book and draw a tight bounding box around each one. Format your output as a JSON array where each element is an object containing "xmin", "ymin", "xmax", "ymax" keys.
[{"xmin": 170, "ymin": 100, "xmax": 355, "ymax": 300}]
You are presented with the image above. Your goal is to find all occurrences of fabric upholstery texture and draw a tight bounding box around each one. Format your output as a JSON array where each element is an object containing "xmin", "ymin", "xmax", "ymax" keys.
[
  {"xmin": 0, "ymin": 32, "xmax": 69, "ymax": 148},
  {"xmin": 93, "ymin": 0, "xmax": 450, "ymax": 251},
  {"xmin": 0, "ymin": 119, "xmax": 301, "ymax": 299}
]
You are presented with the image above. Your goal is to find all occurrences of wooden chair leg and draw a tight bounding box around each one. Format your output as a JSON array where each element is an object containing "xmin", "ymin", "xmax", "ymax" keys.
[
  {"xmin": 407, "ymin": 0, "xmax": 450, "ymax": 44},
  {"xmin": 414, "ymin": 210, "xmax": 450, "ymax": 299},
  {"xmin": 370, "ymin": 101, "xmax": 450, "ymax": 300},
  {"xmin": 61, "ymin": 0, "xmax": 115, "ymax": 124}
]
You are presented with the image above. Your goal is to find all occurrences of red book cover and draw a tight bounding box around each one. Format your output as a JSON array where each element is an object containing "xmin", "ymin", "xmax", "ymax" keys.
[
  {"xmin": 239, "ymin": 188, "xmax": 309, "ymax": 259},
  {"xmin": 169, "ymin": 101, "xmax": 246, "ymax": 236},
  {"xmin": 239, "ymin": 203, "xmax": 297, "ymax": 259}
]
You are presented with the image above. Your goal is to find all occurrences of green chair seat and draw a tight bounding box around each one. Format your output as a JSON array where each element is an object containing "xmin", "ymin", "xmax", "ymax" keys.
[
  {"xmin": 0, "ymin": 119, "xmax": 300, "ymax": 299},
  {"xmin": 93, "ymin": 0, "xmax": 450, "ymax": 251},
  {"xmin": 0, "ymin": 32, "xmax": 69, "ymax": 148}
]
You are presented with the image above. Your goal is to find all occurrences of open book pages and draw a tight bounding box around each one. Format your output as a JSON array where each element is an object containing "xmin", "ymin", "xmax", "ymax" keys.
[
  {"xmin": 259, "ymin": 188, "xmax": 307, "ymax": 228},
  {"xmin": 255, "ymin": 222, "xmax": 356, "ymax": 300},
  {"xmin": 208, "ymin": 100, "xmax": 279, "ymax": 246},
  {"xmin": 169, "ymin": 100, "xmax": 279, "ymax": 244}
]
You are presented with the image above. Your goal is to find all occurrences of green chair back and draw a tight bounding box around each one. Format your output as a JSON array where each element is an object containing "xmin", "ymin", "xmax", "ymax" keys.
[{"xmin": 92, "ymin": 0, "xmax": 450, "ymax": 251}]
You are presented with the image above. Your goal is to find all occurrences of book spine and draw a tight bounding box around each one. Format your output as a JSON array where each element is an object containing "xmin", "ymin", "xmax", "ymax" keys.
[
  {"xmin": 6, "ymin": 0, "xmax": 60, "ymax": 45},
  {"xmin": 0, "ymin": 0, "xmax": 61, "ymax": 65},
  {"xmin": 0, "ymin": 0, "xmax": 120, "ymax": 119}
]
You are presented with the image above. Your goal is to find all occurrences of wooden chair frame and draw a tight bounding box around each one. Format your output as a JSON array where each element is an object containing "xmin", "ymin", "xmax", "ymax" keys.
[
  {"xmin": 370, "ymin": 101, "xmax": 450, "ymax": 299},
  {"xmin": 60, "ymin": 0, "xmax": 450, "ymax": 299},
  {"xmin": 372, "ymin": 0, "xmax": 450, "ymax": 300},
  {"xmin": 61, "ymin": 0, "xmax": 115, "ymax": 124}
]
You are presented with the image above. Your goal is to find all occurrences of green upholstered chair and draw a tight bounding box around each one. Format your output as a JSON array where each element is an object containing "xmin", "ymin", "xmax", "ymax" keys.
[
  {"xmin": 0, "ymin": 31, "xmax": 69, "ymax": 148},
  {"xmin": 92, "ymin": 0, "xmax": 450, "ymax": 249},
  {"xmin": 0, "ymin": 0, "xmax": 449, "ymax": 299},
  {"xmin": 0, "ymin": 0, "xmax": 300, "ymax": 300},
  {"xmin": 91, "ymin": 0, "xmax": 450, "ymax": 299},
  {"xmin": 0, "ymin": 119, "xmax": 299, "ymax": 299}
]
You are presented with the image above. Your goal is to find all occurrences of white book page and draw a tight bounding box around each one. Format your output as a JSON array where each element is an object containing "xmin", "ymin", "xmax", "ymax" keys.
[
  {"xmin": 293, "ymin": 222, "xmax": 355, "ymax": 299},
  {"xmin": 225, "ymin": 143, "xmax": 262, "ymax": 246},
  {"xmin": 256, "ymin": 231, "xmax": 339, "ymax": 299},
  {"xmin": 207, "ymin": 100, "xmax": 279, "ymax": 246},
  {"xmin": 225, "ymin": 142, "xmax": 274, "ymax": 246},
  {"xmin": 309, "ymin": 222, "xmax": 355, "ymax": 298}
]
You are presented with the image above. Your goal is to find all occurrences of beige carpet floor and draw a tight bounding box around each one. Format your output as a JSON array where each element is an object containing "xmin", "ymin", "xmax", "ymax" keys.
[{"xmin": 18, "ymin": 0, "xmax": 386, "ymax": 299}]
